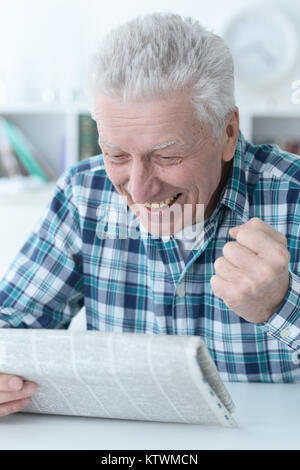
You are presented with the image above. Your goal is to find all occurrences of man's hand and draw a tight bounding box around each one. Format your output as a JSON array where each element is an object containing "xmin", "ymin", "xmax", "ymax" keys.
[
  {"xmin": 0, "ymin": 374, "xmax": 36, "ymax": 417},
  {"xmin": 210, "ymin": 218, "xmax": 290, "ymax": 324}
]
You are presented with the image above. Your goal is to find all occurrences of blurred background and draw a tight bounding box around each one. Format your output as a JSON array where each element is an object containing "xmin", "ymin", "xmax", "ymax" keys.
[{"xmin": 0, "ymin": 0, "xmax": 299, "ymax": 326}]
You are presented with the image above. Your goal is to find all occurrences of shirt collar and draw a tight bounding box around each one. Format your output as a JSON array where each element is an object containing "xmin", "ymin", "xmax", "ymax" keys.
[{"xmin": 218, "ymin": 130, "xmax": 250, "ymax": 224}]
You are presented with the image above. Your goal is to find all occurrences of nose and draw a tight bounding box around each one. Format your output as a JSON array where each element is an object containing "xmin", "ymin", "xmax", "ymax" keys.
[{"xmin": 127, "ymin": 158, "xmax": 158, "ymax": 203}]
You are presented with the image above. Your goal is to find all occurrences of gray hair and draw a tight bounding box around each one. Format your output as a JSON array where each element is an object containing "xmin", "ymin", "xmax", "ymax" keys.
[{"xmin": 87, "ymin": 12, "xmax": 236, "ymax": 138}]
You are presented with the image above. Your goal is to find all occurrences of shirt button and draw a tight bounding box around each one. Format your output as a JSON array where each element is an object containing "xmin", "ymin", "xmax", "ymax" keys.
[
  {"xmin": 291, "ymin": 351, "xmax": 300, "ymax": 365},
  {"xmin": 280, "ymin": 328, "xmax": 291, "ymax": 339},
  {"xmin": 176, "ymin": 284, "xmax": 186, "ymax": 297}
]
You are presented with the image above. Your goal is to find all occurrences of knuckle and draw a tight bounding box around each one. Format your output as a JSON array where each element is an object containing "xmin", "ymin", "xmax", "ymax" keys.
[
  {"xmin": 240, "ymin": 277, "xmax": 256, "ymax": 297},
  {"xmin": 257, "ymin": 264, "xmax": 275, "ymax": 283},
  {"xmin": 223, "ymin": 241, "xmax": 236, "ymax": 257},
  {"xmin": 214, "ymin": 256, "xmax": 225, "ymax": 271},
  {"xmin": 273, "ymin": 246, "xmax": 290, "ymax": 269},
  {"xmin": 210, "ymin": 275, "xmax": 221, "ymax": 294},
  {"xmin": 248, "ymin": 217, "xmax": 262, "ymax": 229},
  {"xmin": 278, "ymin": 232, "xmax": 288, "ymax": 247},
  {"xmin": 235, "ymin": 229, "xmax": 246, "ymax": 242}
]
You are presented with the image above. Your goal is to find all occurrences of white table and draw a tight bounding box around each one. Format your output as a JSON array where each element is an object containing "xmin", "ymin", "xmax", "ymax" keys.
[
  {"xmin": 0, "ymin": 185, "xmax": 55, "ymax": 279},
  {"xmin": 0, "ymin": 382, "xmax": 299, "ymax": 450}
]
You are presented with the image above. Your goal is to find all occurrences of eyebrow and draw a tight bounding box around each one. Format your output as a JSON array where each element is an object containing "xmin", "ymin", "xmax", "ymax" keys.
[
  {"xmin": 99, "ymin": 137, "xmax": 181, "ymax": 153},
  {"xmin": 148, "ymin": 141, "xmax": 180, "ymax": 152}
]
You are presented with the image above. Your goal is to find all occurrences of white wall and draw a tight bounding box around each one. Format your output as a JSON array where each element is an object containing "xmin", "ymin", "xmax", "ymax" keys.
[{"xmin": 0, "ymin": 0, "xmax": 299, "ymax": 104}]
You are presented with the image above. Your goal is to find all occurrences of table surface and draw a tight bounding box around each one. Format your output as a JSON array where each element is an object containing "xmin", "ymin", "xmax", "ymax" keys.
[{"xmin": 0, "ymin": 382, "xmax": 299, "ymax": 450}]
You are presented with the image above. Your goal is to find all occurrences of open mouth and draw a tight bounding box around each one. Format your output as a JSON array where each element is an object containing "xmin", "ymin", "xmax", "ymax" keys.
[{"xmin": 144, "ymin": 192, "xmax": 183, "ymax": 211}]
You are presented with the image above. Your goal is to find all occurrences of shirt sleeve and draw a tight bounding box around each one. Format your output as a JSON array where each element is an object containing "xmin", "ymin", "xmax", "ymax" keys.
[
  {"xmin": 0, "ymin": 170, "xmax": 84, "ymax": 329},
  {"xmin": 258, "ymin": 270, "xmax": 300, "ymax": 353}
]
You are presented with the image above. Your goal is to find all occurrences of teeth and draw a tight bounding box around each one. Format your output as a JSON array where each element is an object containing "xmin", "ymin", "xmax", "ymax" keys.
[{"xmin": 144, "ymin": 194, "xmax": 179, "ymax": 209}]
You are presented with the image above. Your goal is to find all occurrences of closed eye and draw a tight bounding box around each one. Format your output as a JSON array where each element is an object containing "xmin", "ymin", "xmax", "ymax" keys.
[
  {"xmin": 104, "ymin": 152, "xmax": 183, "ymax": 166},
  {"xmin": 152, "ymin": 156, "xmax": 183, "ymax": 166},
  {"xmin": 104, "ymin": 153, "xmax": 129, "ymax": 163}
]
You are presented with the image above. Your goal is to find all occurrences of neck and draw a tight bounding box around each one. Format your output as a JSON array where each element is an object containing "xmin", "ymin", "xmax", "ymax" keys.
[{"xmin": 204, "ymin": 159, "xmax": 233, "ymax": 220}]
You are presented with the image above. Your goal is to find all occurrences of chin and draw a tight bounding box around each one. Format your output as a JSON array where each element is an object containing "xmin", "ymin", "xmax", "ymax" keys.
[
  {"xmin": 130, "ymin": 199, "xmax": 204, "ymax": 236},
  {"xmin": 139, "ymin": 214, "xmax": 198, "ymax": 238}
]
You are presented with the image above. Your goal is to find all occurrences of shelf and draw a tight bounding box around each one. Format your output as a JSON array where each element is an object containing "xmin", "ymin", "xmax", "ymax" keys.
[
  {"xmin": 0, "ymin": 103, "xmax": 98, "ymax": 175},
  {"xmin": 0, "ymin": 101, "xmax": 299, "ymax": 185},
  {"xmin": 0, "ymin": 182, "xmax": 55, "ymax": 205}
]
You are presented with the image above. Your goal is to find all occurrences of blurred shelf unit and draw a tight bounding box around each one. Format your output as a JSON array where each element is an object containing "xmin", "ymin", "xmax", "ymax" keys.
[
  {"xmin": 239, "ymin": 107, "xmax": 300, "ymax": 156},
  {"xmin": 0, "ymin": 103, "xmax": 299, "ymax": 185},
  {"xmin": 0, "ymin": 102, "xmax": 101, "ymax": 182}
]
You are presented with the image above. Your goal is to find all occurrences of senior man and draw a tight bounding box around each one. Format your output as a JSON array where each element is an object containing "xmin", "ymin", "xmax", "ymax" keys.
[{"xmin": 0, "ymin": 12, "xmax": 299, "ymax": 416}]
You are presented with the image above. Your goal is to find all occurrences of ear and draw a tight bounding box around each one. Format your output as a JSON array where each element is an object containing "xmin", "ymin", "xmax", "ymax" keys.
[{"xmin": 221, "ymin": 107, "xmax": 240, "ymax": 163}]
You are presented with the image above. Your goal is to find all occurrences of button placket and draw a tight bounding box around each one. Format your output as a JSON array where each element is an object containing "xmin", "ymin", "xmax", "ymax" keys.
[{"xmin": 176, "ymin": 283, "xmax": 186, "ymax": 297}]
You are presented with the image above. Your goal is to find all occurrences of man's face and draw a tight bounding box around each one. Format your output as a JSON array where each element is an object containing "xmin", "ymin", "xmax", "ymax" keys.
[{"xmin": 94, "ymin": 93, "xmax": 237, "ymax": 237}]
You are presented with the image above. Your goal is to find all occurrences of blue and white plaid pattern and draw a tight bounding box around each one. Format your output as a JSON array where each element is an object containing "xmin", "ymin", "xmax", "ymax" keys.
[{"xmin": 1, "ymin": 131, "xmax": 300, "ymax": 382}]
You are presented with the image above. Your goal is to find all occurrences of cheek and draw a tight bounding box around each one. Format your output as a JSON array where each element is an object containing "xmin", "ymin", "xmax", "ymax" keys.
[
  {"xmin": 173, "ymin": 164, "xmax": 204, "ymax": 189},
  {"xmin": 104, "ymin": 161, "xmax": 127, "ymax": 186},
  {"xmin": 180, "ymin": 161, "xmax": 218, "ymax": 199},
  {"xmin": 159, "ymin": 165, "xmax": 192, "ymax": 187}
]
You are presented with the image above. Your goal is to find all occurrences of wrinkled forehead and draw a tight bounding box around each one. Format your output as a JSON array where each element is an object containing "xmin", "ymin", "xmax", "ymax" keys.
[{"xmin": 94, "ymin": 93, "xmax": 207, "ymax": 150}]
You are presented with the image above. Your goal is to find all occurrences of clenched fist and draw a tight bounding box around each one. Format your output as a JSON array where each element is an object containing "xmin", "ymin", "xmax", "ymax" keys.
[{"xmin": 210, "ymin": 218, "xmax": 290, "ymax": 324}]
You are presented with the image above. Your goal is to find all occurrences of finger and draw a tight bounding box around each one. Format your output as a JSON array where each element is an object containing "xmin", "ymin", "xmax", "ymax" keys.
[
  {"xmin": 233, "ymin": 229, "xmax": 290, "ymax": 268},
  {"xmin": 222, "ymin": 241, "xmax": 260, "ymax": 270},
  {"xmin": 230, "ymin": 218, "xmax": 287, "ymax": 247},
  {"xmin": 0, "ymin": 381, "xmax": 37, "ymax": 404},
  {"xmin": 214, "ymin": 256, "xmax": 242, "ymax": 282},
  {"xmin": 222, "ymin": 240, "xmax": 287, "ymax": 281},
  {"xmin": 210, "ymin": 274, "xmax": 237, "ymax": 306},
  {"xmin": 0, "ymin": 397, "xmax": 31, "ymax": 417},
  {"xmin": 0, "ymin": 374, "xmax": 23, "ymax": 392},
  {"xmin": 235, "ymin": 228, "xmax": 279, "ymax": 256}
]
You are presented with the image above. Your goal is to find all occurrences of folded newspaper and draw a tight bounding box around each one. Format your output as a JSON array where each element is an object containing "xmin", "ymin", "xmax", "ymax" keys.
[{"xmin": 0, "ymin": 329, "xmax": 237, "ymax": 427}]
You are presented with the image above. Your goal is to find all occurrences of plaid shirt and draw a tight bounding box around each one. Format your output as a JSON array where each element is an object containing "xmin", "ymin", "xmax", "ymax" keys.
[{"xmin": 1, "ymin": 131, "xmax": 300, "ymax": 382}]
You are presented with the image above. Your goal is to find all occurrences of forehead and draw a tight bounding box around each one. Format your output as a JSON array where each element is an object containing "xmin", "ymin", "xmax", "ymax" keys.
[{"xmin": 93, "ymin": 93, "xmax": 202, "ymax": 147}]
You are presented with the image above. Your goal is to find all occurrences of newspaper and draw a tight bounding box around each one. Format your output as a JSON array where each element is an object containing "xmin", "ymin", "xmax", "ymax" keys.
[{"xmin": 0, "ymin": 329, "xmax": 237, "ymax": 427}]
